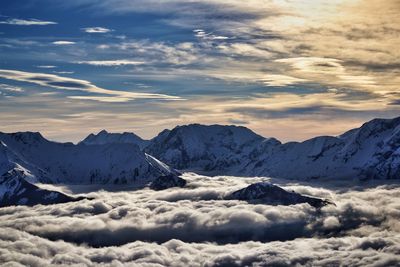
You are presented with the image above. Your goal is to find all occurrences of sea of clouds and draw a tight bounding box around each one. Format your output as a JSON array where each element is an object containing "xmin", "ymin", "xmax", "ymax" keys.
[{"xmin": 0, "ymin": 173, "xmax": 399, "ymax": 266}]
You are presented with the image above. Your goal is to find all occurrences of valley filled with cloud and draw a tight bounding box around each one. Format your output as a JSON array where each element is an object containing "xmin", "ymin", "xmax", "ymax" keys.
[{"xmin": 1, "ymin": 174, "xmax": 399, "ymax": 266}]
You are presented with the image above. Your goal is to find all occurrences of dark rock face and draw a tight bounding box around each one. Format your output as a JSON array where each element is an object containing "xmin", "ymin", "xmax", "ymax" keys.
[
  {"xmin": 227, "ymin": 182, "xmax": 333, "ymax": 208},
  {"xmin": 0, "ymin": 169, "xmax": 86, "ymax": 208},
  {"xmin": 149, "ymin": 174, "xmax": 187, "ymax": 191}
]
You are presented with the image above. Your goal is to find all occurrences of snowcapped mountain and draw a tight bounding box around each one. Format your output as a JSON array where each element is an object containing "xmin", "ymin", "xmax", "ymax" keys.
[
  {"xmin": 80, "ymin": 130, "xmax": 148, "ymax": 149},
  {"xmin": 245, "ymin": 117, "xmax": 400, "ymax": 180},
  {"xmin": 145, "ymin": 124, "xmax": 273, "ymax": 173},
  {"xmin": 146, "ymin": 117, "xmax": 400, "ymax": 180},
  {"xmin": 0, "ymin": 168, "xmax": 84, "ymax": 207},
  {"xmin": 0, "ymin": 132, "xmax": 174, "ymax": 185},
  {"xmin": 227, "ymin": 182, "xmax": 332, "ymax": 208},
  {"xmin": 0, "ymin": 140, "xmax": 52, "ymax": 183},
  {"xmin": 1, "ymin": 115, "xmax": 398, "ymax": 192}
]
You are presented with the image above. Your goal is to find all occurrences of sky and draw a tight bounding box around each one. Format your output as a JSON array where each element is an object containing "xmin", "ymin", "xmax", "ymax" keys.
[{"xmin": 0, "ymin": 0, "xmax": 399, "ymax": 142}]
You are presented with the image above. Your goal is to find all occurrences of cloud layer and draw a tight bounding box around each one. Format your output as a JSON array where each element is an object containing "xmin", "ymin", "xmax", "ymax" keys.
[{"xmin": 0, "ymin": 174, "xmax": 399, "ymax": 266}]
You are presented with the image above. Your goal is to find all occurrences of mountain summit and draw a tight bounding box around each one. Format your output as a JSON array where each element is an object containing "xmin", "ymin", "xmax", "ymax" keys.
[
  {"xmin": 145, "ymin": 124, "xmax": 274, "ymax": 173},
  {"xmin": 80, "ymin": 130, "xmax": 148, "ymax": 149}
]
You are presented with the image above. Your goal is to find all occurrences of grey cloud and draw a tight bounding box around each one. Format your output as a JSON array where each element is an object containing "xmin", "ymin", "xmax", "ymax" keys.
[
  {"xmin": 227, "ymin": 119, "xmax": 249, "ymax": 125},
  {"xmin": 226, "ymin": 104, "xmax": 400, "ymax": 121}
]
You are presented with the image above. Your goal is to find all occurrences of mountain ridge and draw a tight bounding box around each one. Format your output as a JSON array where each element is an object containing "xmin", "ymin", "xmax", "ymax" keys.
[
  {"xmin": 1, "ymin": 116, "xmax": 400, "ymax": 184},
  {"xmin": 0, "ymin": 132, "xmax": 175, "ymax": 185},
  {"xmin": 145, "ymin": 117, "xmax": 400, "ymax": 180},
  {"xmin": 1, "ymin": 116, "xmax": 399, "ymax": 207}
]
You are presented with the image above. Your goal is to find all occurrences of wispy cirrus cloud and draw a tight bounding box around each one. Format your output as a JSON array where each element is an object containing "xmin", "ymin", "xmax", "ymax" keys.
[
  {"xmin": 75, "ymin": 60, "xmax": 145, "ymax": 66},
  {"xmin": 82, "ymin": 27, "xmax": 113, "ymax": 33},
  {"xmin": 53, "ymin": 71, "xmax": 74, "ymax": 74},
  {"xmin": 52, "ymin": 41, "xmax": 76, "ymax": 45},
  {"xmin": 194, "ymin": 29, "xmax": 231, "ymax": 40},
  {"xmin": 36, "ymin": 65, "xmax": 57, "ymax": 69},
  {"xmin": 0, "ymin": 69, "xmax": 182, "ymax": 102},
  {"xmin": 0, "ymin": 18, "xmax": 57, "ymax": 26},
  {"xmin": 275, "ymin": 57, "xmax": 377, "ymax": 89},
  {"xmin": 0, "ymin": 84, "xmax": 23, "ymax": 92}
]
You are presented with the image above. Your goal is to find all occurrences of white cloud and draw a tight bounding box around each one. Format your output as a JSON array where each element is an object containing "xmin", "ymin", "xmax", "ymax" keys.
[
  {"xmin": 52, "ymin": 41, "xmax": 76, "ymax": 45},
  {"xmin": 275, "ymin": 57, "xmax": 377, "ymax": 89},
  {"xmin": 96, "ymin": 44, "xmax": 110, "ymax": 49},
  {"xmin": 115, "ymin": 40, "xmax": 199, "ymax": 65},
  {"xmin": 260, "ymin": 74, "xmax": 307, "ymax": 86},
  {"xmin": 0, "ymin": 174, "xmax": 399, "ymax": 266},
  {"xmin": 276, "ymin": 57, "xmax": 346, "ymax": 75},
  {"xmin": 194, "ymin": 29, "xmax": 230, "ymax": 40},
  {"xmin": 0, "ymin": 84, "xmax": 23, "ymax": 92},
  {"xmin": 53, "ymin": 71, "xmax": 74, "ymax": 74},
  {"xmin": 0, "ymin": 18, "xmax": 57, "ymax": 26},
  {"xmin": 75, "ymin": 60, "xmax": 145, "ymax": 66},
  {"xmin": 0, "ymin": 69, "xmax": 182, "ymax": 102},
  {"xmin": 323, "ymin": 216, "xmax": 341, "ymax": 229},
  {"xmin": 82, "ymin": 27, "xmax": 113, "ymax": 33},
  {"xmin": 36, "ymin": 65, "xmax": 57, "ymax": 69}
]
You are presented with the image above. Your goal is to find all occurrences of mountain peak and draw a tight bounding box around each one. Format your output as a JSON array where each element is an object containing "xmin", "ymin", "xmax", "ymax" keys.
[
  {"xmin": 146, "ymin": 123, "xmax": 267, "ymax": 172},
  {"xmin": 228, "ymin": 182, "xmax": 332, "ymax": 208},
  {"xmin": 5, "ymin": 131, "xmax": 47, "ymax": 145},
  {"xmin": 80, "ymin": 130, "xmax": 148, "ymax": 149}
]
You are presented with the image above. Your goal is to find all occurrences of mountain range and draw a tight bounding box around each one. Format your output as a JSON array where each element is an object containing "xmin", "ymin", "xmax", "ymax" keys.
[
  {"xmin": 145, "ymin": 117, "xmax": 400, "ymax": 180},
  {"xmin": 1, "ymin": 116, "xmax": 399, "ymax": 206}
]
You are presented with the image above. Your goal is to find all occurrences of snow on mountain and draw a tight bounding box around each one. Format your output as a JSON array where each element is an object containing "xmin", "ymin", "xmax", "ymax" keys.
[
  {"xmin": 146, "ymin": 117, "xmax": 400, "ymax": 180},
  {"xmin": 227, "ymin": 182, "xmax": 332, "ymax": 208},
  {"xmin": 80, "ymin": 130, "xmax": 148, "ymax": 149},
  {"xmin": 0, "ymin": 141, "xmax": 16, "ymax": 178},
  {"xmin": 248, "ymin": 117, "xmax": 400, "ymax": 180},
  {"xmin": 0, "ymin": 115, "xmax": 398, "ymax": 193},
  {"xmin": 145, "ymin": 124, "xmax": 274, "ymax": 173},
  {"xmin": 0, "ymin": 132, "xmax": 174, "ymax": 185},
  {"xmin": 0, "ymin": 140, "xmax": 52, "ymax": 183},
  {"xmin": 0, "ymin": 168, "xmax": 85, "ymax": 207}
]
